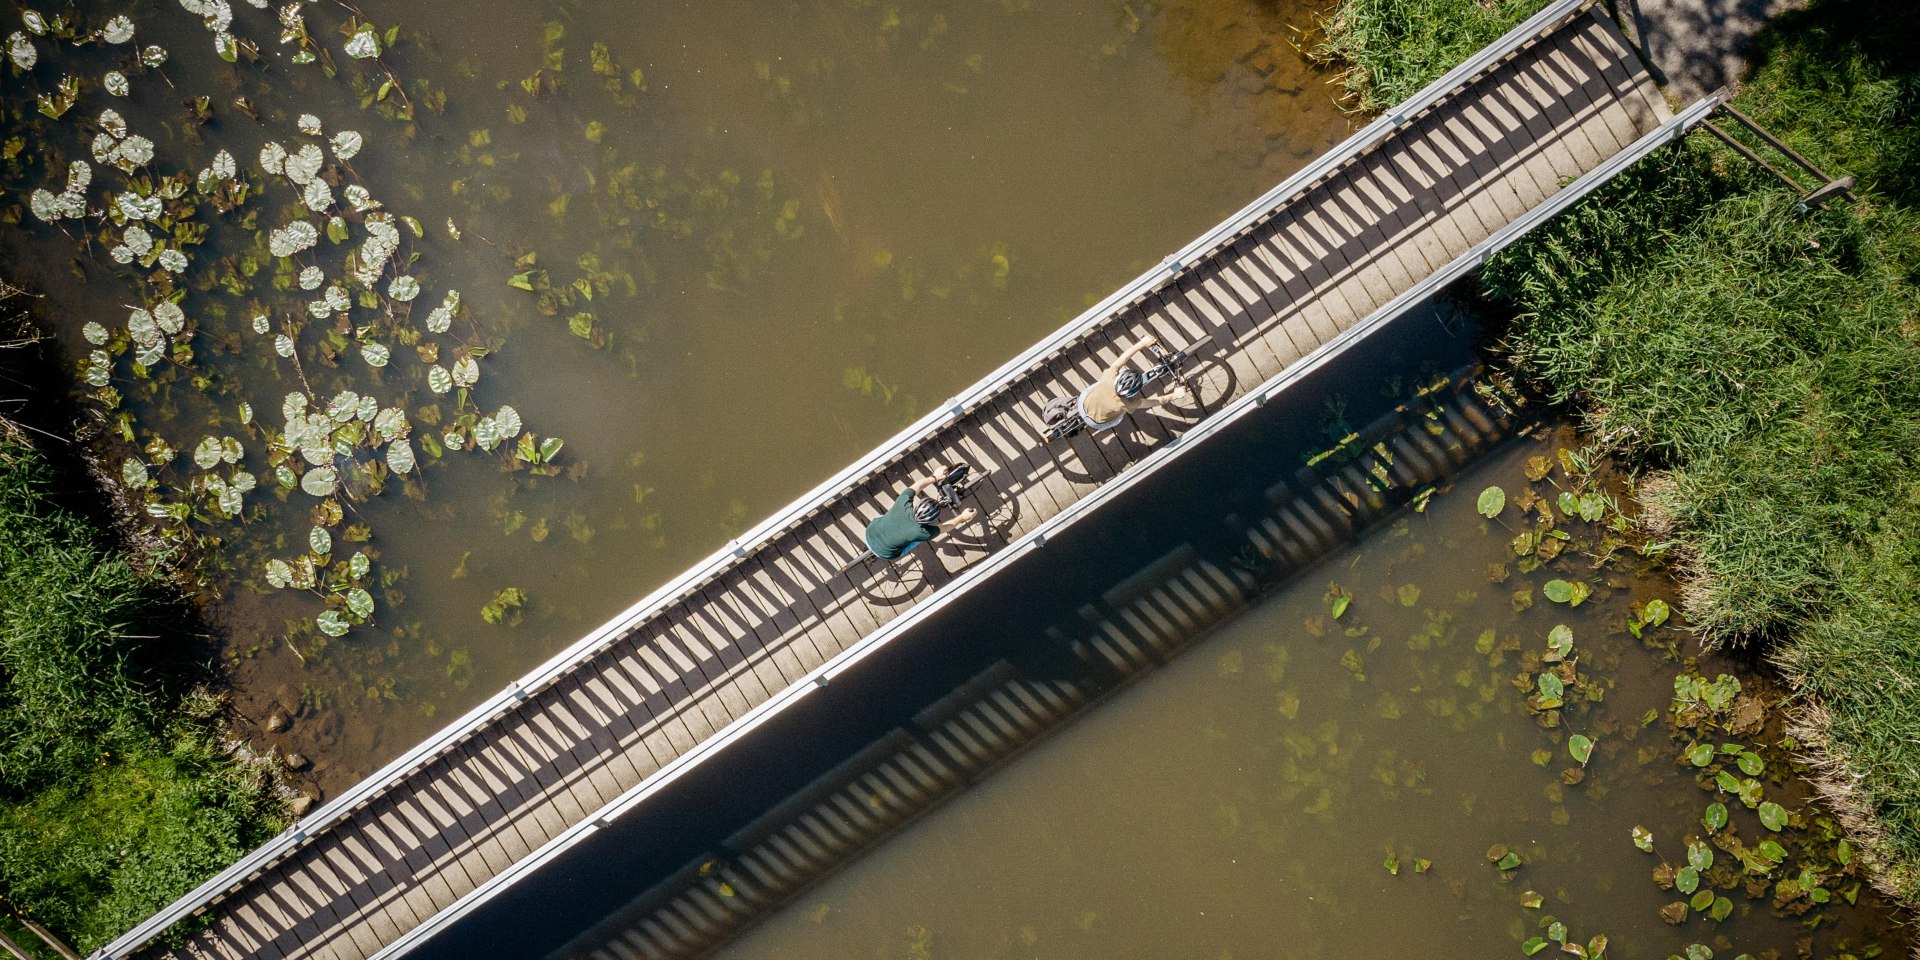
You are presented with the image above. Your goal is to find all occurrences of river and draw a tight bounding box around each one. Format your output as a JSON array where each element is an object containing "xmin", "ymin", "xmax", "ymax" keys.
[{"xmin": 0, "ymin": 0, "xmax": 1347, "ymax": 790}]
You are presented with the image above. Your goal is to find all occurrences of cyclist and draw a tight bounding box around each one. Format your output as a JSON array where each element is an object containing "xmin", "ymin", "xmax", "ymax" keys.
[
  {"xmin": 1077, "ymin": 334, "xmax": 1194, "ymax": 432},
  {"xmin": 864, "ymin": 467, "xmax": 978, "ymax": 560}
]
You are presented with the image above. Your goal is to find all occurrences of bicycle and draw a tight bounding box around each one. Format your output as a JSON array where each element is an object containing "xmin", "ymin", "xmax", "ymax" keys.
[
  {"xmin": 1038, "ymin": 340, "xmax": 1195, "ymax": 441},
  {"xmin": 838, "ymin": 462, "xmax": 978, "ymax": 576}
]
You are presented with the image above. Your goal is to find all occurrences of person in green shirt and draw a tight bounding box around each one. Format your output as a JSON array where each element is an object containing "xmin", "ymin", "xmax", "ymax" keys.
[{"xmin": 864, "ymin": 468, "xmax": 978, "ymax": 560}]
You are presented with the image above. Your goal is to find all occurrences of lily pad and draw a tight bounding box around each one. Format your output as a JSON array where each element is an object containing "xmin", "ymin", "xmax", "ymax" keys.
[
  {"xmin": 1687, "ymin": 743, "xmax": 1715, "ymax": 766},
  {"xmin": 494, "ymin": 405, "xmax": 523, "ymax": 438},
  {"xmin": 309, "ymin": 525, "xmax": 331, "ymax": 555},
  {"xmin": 300, "ymin": 465, "xmax": 338, "ymax": 497},
  {"xmin": 315, "ymin": 610, "xmax": 350, "ymax": 637},
  {"xmin": 1568, "ymin": 734, "xmax": 1593, "ymax": 766},
  {"xmin": 1703, "ymin": 801, "xmax": 1728, "ymax": 831},
  {"xmin": 386, "ymin": 439, "xmax": 415, "ymax": 474},
  {"xmin": 1546, "ymin": 624, "xmax": 1573, "ymax": 660},
  {"xmin": 1477, "ymin": 485, "xmax": 1506, "ymax": 518},
  {"xmin": 345, "ymin": 26, "xmax": 380, "ymax": 59},
  {"xmin": 1643, "ymin": 598, "xmax": 1670, "ymax": 626},
  {"xmin": 1687, "ymin": 840, "xmax": 1713, "ymax": 871},
  {"xmin": 1631, "ymin": 825, "xmax": 1653, "ymax": 852},
  {"xmin": 474, "ymin": 418, "xmax": 502, "ymax": 452},
  {"xmin": 374, "ymin": 408, "xmax": 407, "ymax": 440},
  {"xmin": 1758, "ymin": 802, "xmax": 1788, "ymax": 832},
  {"xmin": 345, "ymin": 587, "xmax": 375, "ymax": 620},
  {"xmin": 1536, "ymin": 672, "xmax": 1564, "ymax": 702}
]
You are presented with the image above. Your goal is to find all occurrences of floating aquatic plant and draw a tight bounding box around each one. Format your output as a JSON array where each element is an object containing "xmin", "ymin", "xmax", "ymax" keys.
[{"xmin": 0, "ymin": 0, "xmax": 574, "ymax": 653}]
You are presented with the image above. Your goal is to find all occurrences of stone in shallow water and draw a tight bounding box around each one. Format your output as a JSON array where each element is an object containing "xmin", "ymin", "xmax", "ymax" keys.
[{"xmin": 266, "ymin": 708, "xmax": 291, "ymax": 732}]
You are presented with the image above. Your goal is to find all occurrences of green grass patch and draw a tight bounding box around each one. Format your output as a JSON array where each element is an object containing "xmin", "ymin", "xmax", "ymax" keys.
[
  {"xmin": 1315, "ymin": 0, "xmax": 1549, "ymax": 113},
  {"xmin": 0, "ymin": 429, "xmax": 284, "ymax": 949},
  {"xmin": 1317, "ymin": 0, "xmax": 1920, "ymax": 905}
]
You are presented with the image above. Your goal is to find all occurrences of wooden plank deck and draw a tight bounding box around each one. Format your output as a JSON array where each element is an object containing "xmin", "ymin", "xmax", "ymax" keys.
[{"xmin": 114, "ymin": 6, "xmax": 1680, "ymax": 959}]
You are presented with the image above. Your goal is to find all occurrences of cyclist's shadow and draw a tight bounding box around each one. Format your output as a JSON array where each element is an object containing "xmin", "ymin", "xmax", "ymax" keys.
[{"xmin": 1046, "ymin": 359, "xmax": 1238, "ymax": 486}]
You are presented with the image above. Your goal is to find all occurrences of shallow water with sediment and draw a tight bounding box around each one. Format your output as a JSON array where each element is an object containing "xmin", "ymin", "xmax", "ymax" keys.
[{"xmin": 0, "ymin": 0, "xmax": 1347, "ymax": 790}]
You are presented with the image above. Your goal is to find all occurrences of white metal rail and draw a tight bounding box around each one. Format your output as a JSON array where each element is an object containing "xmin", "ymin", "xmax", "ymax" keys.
[{"xmin": 95, "ymin": 1, "xmax": 1611, "ymax": 955}]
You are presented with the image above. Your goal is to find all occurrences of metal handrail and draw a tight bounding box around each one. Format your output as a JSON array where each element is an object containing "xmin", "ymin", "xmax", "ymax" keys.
[
  {"xmin": 373, "ymin": 86, "xmax": 1728, "ymax": 960},
  {"xmin": 93, "ymin": 1, "xmax": 1603, "ymax": 955}
]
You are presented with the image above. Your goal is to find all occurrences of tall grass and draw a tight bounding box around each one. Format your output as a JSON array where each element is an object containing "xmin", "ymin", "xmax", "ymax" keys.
[
  {"xmin": 1317, "ymin": 0, "xmax": 1920, "ymax": 904},
  {"xmin": 1490, "ymin": 181, "xmax": 1920, "ymax": 635},
  {"xmin": 0, "ymin": 426, "xmax": 284, "ymax": 949},
  {"xmin": 1315, "ymin": 0, "xmax": 1549, "ymax": 113}
]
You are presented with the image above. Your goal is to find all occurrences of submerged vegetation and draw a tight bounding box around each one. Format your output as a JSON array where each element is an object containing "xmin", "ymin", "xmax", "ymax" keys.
[
  {"xmin": 0, "ymin": 415, "xmax": 283, "ymax": 951},
  {"xmin": 1323, "ymin": 0, "xmax": 1920, "ymax": 912},
  {"xmin": 2, "ymin": 1, "xmax": 574, "ymax": 654}
]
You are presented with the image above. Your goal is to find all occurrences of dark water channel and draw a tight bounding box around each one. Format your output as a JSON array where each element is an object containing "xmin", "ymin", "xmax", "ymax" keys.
[
  {"xmin": 0, "ymin": 0, "xmax": 1347, "ymax": 786},
  {"xmin": 699, "ymin": 427, "xmax": 1907, "ymax": 960},
  {"xmin": 405, "ymin": 311, "xmax": 1909, "ymax": 960}
]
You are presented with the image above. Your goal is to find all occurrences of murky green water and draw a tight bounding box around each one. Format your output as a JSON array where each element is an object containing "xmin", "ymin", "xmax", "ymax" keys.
[
  {"xmin": 0, "ymin": 0, "xmax": 1346, "ymax": 787},
  {"xmin": 703, "ymin": 432, "xmax": 1910, "ymax": 960}
]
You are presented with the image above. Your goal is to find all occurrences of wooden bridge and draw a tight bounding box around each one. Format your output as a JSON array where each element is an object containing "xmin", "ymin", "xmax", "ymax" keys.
[{"xmin": 97, "ymin": 2, "xmax": 1721, "ymax": 957}]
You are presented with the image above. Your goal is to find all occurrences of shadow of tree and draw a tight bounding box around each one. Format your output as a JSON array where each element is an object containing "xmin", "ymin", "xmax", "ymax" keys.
[{"xmin": 1732, "ymin": 0, "xmax": 1920, "ymax": 209}]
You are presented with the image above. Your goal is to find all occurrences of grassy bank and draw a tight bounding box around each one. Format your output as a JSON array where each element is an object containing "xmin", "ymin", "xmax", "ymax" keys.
[
  {"xmin": 0, "ymin": 408, "xmax": 285, "ymax": 950},
  {"xmin": 1321, "ymin": 0, "xmax": 1920, "ymax": 904}
]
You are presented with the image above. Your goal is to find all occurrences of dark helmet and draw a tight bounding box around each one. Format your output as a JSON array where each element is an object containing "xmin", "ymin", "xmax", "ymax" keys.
[
  {"xmin": 1115, "ymin": 369, "xmax": 1144, "ymax": 398},
  {"xmin": 912, "ymin": 497, "xmax": 941, "ymax": 523}
]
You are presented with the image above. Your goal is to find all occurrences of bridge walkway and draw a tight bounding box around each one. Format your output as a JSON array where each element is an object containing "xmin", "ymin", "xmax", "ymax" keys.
[{"xmin": 104, "ymin": 3, "xmax": 1691, "ymax": 958}]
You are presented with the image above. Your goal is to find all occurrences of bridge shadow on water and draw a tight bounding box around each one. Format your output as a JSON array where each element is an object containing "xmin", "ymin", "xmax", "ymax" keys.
[{"xmin": 412, "ymin": 297, "xmax": 1494, "ymax": 960}]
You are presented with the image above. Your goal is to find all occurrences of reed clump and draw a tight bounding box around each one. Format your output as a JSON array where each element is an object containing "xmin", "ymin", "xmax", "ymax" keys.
[
  {"xmin": 0, "ymin": 418, "xmax": 284, "ymax": 950},
  {"xmin": 1314, "ymin": 0, "xmax": 1545, "ymax": 113},
  {"xmin": 1324, "ymin": 0, "xmax": 1920, "ymax": 906}
]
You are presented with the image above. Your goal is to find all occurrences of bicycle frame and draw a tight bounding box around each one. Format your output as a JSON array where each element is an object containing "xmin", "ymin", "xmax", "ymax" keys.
[{"xmin": 1041, "ymin": 344, "xmax": 1193, "ymax": 441}]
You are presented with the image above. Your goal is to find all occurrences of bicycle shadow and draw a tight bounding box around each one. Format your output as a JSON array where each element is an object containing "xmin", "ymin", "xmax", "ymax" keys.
[{"xmin": 1049, "ymin": 357, "xmax": 1240, "ymax": 484}]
